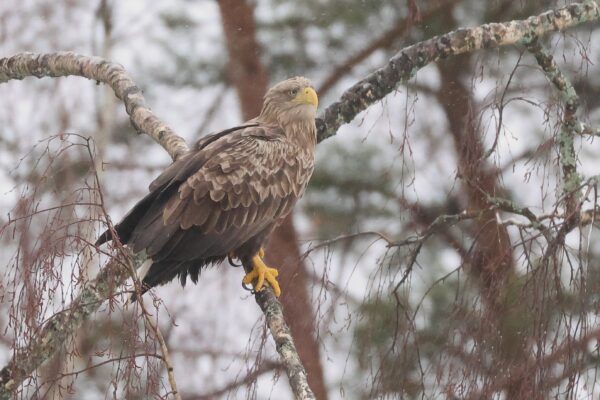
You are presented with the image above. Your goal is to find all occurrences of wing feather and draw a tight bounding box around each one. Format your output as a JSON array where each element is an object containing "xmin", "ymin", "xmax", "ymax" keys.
[
  {"xmin": 232, "ymin": 206, "xmax": 248, "ymax": 227},
  {"xmin": 200, "ymin": 207, "xmax": 221, "ymax": 233},
  {"xmin": 124, "ymin": 123, "xmax": 314, "ymax": 291}
]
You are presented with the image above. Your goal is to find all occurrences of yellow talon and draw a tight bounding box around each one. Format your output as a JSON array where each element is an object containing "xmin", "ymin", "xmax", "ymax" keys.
[
  {"xmin": 258, "ymin": 247, "xmax": 265, "ymax": 258},
  {"xmin": 242, "ymin": 251, "xmax": 281, "ymax": 297}
]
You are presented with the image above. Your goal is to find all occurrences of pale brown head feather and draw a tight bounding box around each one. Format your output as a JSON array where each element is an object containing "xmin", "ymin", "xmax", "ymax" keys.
[{"xmin": 257, "ymin": 76, "xmax": 317, "ymax": 148}]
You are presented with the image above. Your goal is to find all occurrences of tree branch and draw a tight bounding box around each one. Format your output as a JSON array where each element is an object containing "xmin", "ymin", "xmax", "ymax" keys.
[
  {"xmin": 315, "ymin": 0, "xmax": 600, "ymax": 143},
  {"xmin": 0, "ymin": 255, "xmax": 130, "ymax": 397},
  {"xmin": 0, "ymin": 52, "xmax": 189, "ymax": 160},
  {"xmin": 253, "ymin": 288, "xmax": 315, "ymax": 400},
  {"xmin": 525, "ymin": 39, "xmax": 583, "ymax": 215}
]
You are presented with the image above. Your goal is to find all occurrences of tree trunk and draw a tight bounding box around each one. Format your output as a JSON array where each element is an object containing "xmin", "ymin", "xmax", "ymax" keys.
[{"xmin": 437, "ymin": 53, "xmax": 531, "ymax": 397}]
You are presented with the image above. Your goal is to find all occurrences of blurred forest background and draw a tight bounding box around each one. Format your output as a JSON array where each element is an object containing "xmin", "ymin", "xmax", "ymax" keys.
[{"xmin": 2, "ymin": 0, "xmax": 600, "ymax": 399}]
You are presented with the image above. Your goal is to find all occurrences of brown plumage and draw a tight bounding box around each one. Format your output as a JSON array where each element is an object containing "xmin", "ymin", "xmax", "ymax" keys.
[{"xmin": 96, "ymin": 77, "xmax": 318, "ymax": 297}]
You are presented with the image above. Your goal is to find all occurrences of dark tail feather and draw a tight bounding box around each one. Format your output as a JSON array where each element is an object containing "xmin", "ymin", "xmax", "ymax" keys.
[
  {"xmin": 143, "ymin": 260, "xmax": 188, "ymax": 289},
  {"xmin": 128, "ymin": 259, "xmax": 190, "ymax": 303},
  {"xmin": 128, "ymin": 257, "xmax": 222, "ymax": 302},
  {"xmin": 129, "ymin": 259, "xmax": 157, "ymax": 302},
  {"xmin": 95, "ymin": 185, "xmax": 169, "ymax": 247},
  {"xmin": 95, "ymin": 229, "xmax": 113, "ymax": 246},
  {"xmin": 129, "ymin": 281, "xmax": 154, "ymax": 303}
]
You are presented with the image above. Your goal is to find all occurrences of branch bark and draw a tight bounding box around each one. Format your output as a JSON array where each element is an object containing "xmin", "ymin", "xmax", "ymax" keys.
[
  {"xmin": 0, "ymin": 255, "xmax": 130, "ymax": 398},
  {"xmin": 315, "ymin": 0, "xmax": 600, "ymax": 143},
  {"xmin": 0, "ymin": 52, "xmax": 189, "ymax": 160},
  {"xmin": 253, "ymin": 287, "xmax": 316, "ymax": 400},
  {"xmin": 525, "ymin": 38, "xmax": 583, "ymax": 215}
]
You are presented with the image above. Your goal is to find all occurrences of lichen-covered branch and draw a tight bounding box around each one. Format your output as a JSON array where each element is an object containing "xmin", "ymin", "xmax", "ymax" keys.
[
  {"xmin": 315, "ymin": 0, "xmax": 600, "ymax": 143},
  {"xmin": 0, "ymin": 254, "xmax": 130, "ymax": 398},
  {"xmin": 519, "ymin": 37, "xmax": 591, "ymax": 278},
  {"xmin": 0, "ymin": 52, "xmax": 189, "ymax": 160},
  {"xmin": 525, "ymin": 39, "xmax": 583, "ymax": 216},
  {"xmin": 253, "ymin": 288, "xmax": 316, "ymax": 400}
]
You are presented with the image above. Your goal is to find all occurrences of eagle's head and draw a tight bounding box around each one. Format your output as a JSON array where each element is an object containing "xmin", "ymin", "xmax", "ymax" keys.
[{"xmin": 259, "ymin": 77, "xmax": 318, "ymax": 126}]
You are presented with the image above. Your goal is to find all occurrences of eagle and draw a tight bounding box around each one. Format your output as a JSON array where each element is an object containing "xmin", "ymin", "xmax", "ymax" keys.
[{"xmin": 96, "ymin": 77, "xmax": 318, "ymax": 298}]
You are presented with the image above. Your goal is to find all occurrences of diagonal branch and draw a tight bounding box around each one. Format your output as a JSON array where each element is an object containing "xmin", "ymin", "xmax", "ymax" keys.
[
  {"xmin": 315, "ymin": 0, "xmax": 600, "ymax": 143},
  {"xmin": 0, "ymin": 255, "xmax": 131, "ymax": 397},
  {"xmin": 525, "ymin": 39, "xmax": 583, "ymax": 216},
  {"xmin": 186, "ymin": 360, "xmax": 281, "ymax": 400},
  {"xmin": 523, "ymin": 37, "xmax": 591, "ymax": 281},
  {"xmin": 317, "ymin": 0, "xmax": 458, "ymax": 97},
  {"xmin": 253, "ymin": 288, "xmax": 315, "ymax": 400}
]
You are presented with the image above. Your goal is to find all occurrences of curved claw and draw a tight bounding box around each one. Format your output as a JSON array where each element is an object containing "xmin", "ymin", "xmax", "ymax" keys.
[
  {"xmin": 242, "ymin": 280, "xmax": 255, "ymax": 293},
  {"xmin": 242, "ymin": 252, "xmax": 281, "ymax": 297},
  {"xmin": 228, "ymin": 253, "xmax": 242, "ymax": 267}
]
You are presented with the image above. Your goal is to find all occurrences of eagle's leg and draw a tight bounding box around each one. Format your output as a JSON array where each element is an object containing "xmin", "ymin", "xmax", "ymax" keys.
[{"xmin": 242, "ymin": 248, "xmax": 281, "ymax": 297}]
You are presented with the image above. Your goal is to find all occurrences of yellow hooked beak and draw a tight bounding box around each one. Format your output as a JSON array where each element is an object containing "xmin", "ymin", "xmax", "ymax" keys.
[{"xmin": 294, "ymin": 87, "xmax": 318, "ymax": 108}]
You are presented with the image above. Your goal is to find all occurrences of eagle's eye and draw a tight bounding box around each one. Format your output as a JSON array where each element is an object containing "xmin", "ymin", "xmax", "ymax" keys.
[{"xmin": 289, "ymin": 88, "xmax": 298, "ymax": 97}]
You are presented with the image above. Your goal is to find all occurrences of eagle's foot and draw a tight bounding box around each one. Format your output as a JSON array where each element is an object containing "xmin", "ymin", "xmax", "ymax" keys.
[{"xmin": 242, "ymin": 250, "xmax": 281, "ymax": 297}]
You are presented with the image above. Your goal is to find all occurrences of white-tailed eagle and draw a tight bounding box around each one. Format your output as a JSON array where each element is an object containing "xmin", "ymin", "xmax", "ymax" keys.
[{"xmin": 96, "ymin": 77, "xmax": 318, "ymax": 298}]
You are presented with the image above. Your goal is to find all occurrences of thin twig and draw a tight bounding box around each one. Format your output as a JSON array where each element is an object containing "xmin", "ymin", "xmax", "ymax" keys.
[
  {"xmin": 140, "ymin": 312, "xmax": 181, "ymax": 399},
  {"xmin": 301, "ymin": 230, "xmax": 396, "ymax": 259},
  {"xmin": 185, "ymin": 361, "xmax": 281, "ymax": 400}
]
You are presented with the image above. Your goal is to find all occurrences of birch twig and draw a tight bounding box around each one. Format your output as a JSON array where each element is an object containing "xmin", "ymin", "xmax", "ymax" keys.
[
  {"xmin": 0, "ymin": 255, "xmax": 130, "ymax": 397},
  {"xmin": 0, "ymin": 52, "xmax": 190, "ymax": 398}
]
